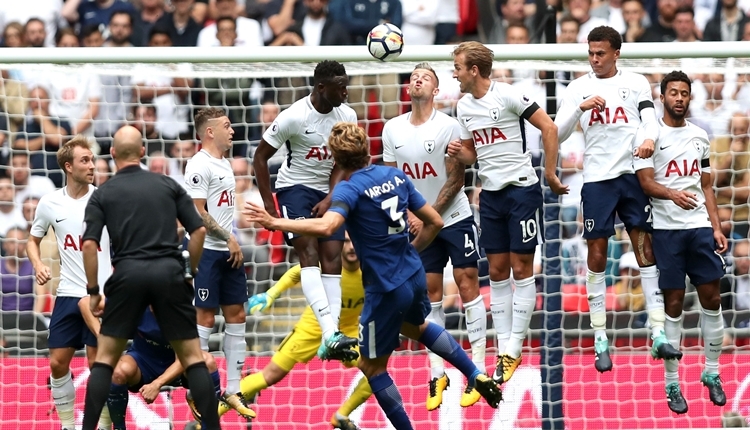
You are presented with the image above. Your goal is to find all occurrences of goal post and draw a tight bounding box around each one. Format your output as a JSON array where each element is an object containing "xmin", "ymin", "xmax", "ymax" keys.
[{"xmin": 2, "ymin": 42, "xmax": 750, "ymax": 430}]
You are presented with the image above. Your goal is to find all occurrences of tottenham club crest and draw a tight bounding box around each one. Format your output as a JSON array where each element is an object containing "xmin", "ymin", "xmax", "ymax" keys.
[
  {"xmin": 424, "ymin": 140, "xmax": 435, "ymax": 154},
  {"xmin": 489, "ymin": 107, "xmax": 500, "ymax": 122},
  {"xmin": 619, "ymin": 88, "xmax": 630, "ymax": 100},
  {"xmin": 198, "ymin": 288, "xmax": 209, "ymax": 301},
  {"xmin": 585, "ymin": 219, "xmax": 595, "ymax": 232},
  {"xmin": 690, "ymin": 137, "xmax": 704, "ymax": 153}
]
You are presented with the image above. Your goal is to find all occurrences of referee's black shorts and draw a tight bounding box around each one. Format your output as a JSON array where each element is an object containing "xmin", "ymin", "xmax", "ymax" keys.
[{"xmin": 100, "ymin": 257, "xmax": 197, "ymax": 341}]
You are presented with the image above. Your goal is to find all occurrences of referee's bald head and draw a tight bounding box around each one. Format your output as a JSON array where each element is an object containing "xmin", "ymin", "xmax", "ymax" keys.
[{"xmin": 112, "ymin": 125, "xmax": 145, "ymax": 163}]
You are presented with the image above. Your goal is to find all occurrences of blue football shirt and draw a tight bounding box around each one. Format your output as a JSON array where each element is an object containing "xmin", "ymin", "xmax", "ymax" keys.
[{"xmin": 330, "ymin": 165, "xmax": 427, "ymax": 293}]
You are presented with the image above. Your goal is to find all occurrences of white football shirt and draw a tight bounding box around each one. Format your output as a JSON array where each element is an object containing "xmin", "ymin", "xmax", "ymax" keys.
[
  {"xmin": 263, "ymin": 96, "xmax": 357, "ymax": 193},
  {"xmin": 634, "ymin": 119, "xmax": 712, "ymax": 230},
  {"xmin": 184, "ymin": 150, "xmax": 235, "ymax": 251},
  {"xmin": 382, "ymin": 109, "xmax": 473, "ymax": 228},
  {"xmin": 457, "ymin": 81, "xmax": 538, "ymax": 191},
  {"xmin": 30, "ymin": 185, "xmax": 112, "ymax": 298},
  {"xmin": 557, "ymin": 70, "xmax": 655, "ymax": 183}
]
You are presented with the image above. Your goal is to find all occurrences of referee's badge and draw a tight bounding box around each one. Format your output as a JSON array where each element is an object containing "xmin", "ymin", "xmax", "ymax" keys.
[
  {"xmin": 585, "ymin": 219, "xmax": 595, "ymax": 232},
  {"xmin": 424, "ymin": 140, "xmax": 435, "ymax": 154},
  {"xmin": 619, "ymin": 88, "xmax": 630, "ymax": 100},
  {"xmin": 489, "ymin": 108, "xmax": 500, "ymax": 122},
  {"xmin": 198, "ymin": 288, "xmax": 209, "ymax": 301}
]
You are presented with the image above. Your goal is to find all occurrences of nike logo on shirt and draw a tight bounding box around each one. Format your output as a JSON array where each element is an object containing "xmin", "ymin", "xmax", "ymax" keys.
[{"xmin": 56, "ymin": 218, "xmax": 66, "ymax": 223}]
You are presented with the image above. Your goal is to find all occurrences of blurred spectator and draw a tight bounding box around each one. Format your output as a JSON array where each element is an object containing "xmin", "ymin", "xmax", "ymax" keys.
[
  {"xmin": 63, "ymin": 0, "xmax": 138, "ymax": 39},
  {"xmin": 14, "ymin": 86, "xmax": 70, "ymax": 188},
  {"xmin": 80, "ymin": 24, "xmax": 105, "ymax": 46},
  {"xmin": 132, "ymin": 27, "xmax": 193, "ymax": 139},
  {"xmin": 0, "ymin": 177, "xmax": 27, "ymax": 237},
  {"xmin": 724, "ymin": 239, "xmax": 750, "ymax": 319},
  {"xmin": 93, "ymin": 157, "xmax": 111, "ymax": 186},
  {"xmin": 569, "ymin": 0, "xmax": 610, "ymax": 42},
  {"xmin": 283, "ymin": 0, "xmax": 352, "ymax": 46},
  {"xmin": 147, "ymin": 151, "xmax": 170, "ymax": 175},
  {"xmin": 591, "ymin": 0, "xmax": 626, "ymax": 33},
  {"xmin": 622, "ymin": 0, "xmax": 661, "ymax": 42},
  {"xmin": 129, "ymin": 104, "xmax": 165, "ymax": 154},
  {"xmin": 743, "ymin": 20, "xmax": 750, "ymax": 38},
  {"xmin": 138, "ymin": 0, "xmax": 168, "ymax": 46},
  {"xmin": 328, "ymin": 0, "xmax": 402, "ymax": 45},
  {"xmin": 0, "ymin": 0, "xmax": 66, "ymax": 47},
  {"xmin": 712, "ymin": 112, "xmax": 750, "ymax": 237},
  {"xmin": 20, "ymin": 196, "xmax": 39, "ymax": 231},
  {"xmin": 54, "ymin": 27, "xmax": 80, "ymax": 47},
  {"xmin": 435, "ymin": 0, "xmax": 459, "ymax": 44},
  {"xmin": 43, "ymin": 36, "xmax": 102, "ymax": 144},
  {"xmin": 673, "ymin": 5, "xmax": 699, "ymax": 41},
  {"xmin": 216, "ymin": 16, "xmax": 240, "ymax": 45},
  {"xmin": 613, "ymin": 251, "xmax": 644, "ymax": 312},
  {"xmin": 23, "ymin": 18, "xmax": 47, "ymax": 48},
  {"xmin": 704, "ymin": 0, "xmax": 750, "ymax": 40},
  {"xmin": 0, "ymin": 227, "xmax": 36, "ymax": 312},
  {"xmin": 105, "ymin": 10, "xmax": 135, "ymax": 47},
  {"xmin": 644, "ymin": 0, "xmax": 678, "ymax": 41},
  {"xmin": 486, "ymin": 0, "xmax": 528, "ymax": 43},
  {"xmin": 2, "ymin": 22, "xmax": 26, "ymax": 48},
  {"xmin": 264, "ymin": 0, "xmax": 307, "ymax": 44},
  {"xmin": 209, "ymin": 0, "xmax": 245, "ymax": 21},
  {"xmin": 9, "ymin": 151, "xmax": 56, "ymax": 205},
  {"xmin": 167, "ymin": 139, "xmax": 195, "ymax": 184},
  {"xmin": 692, "ymin": 73, "xmax": 740, "ymax": 137},
  {"xmin": 154, "ymin": 0, "xmax": 202, "ymax": 46},
  {"xmin": 93, "ymin": 12, "xmax": 134, "ymax": 155},
  {"xmin": 198, "ymin": 0, "xmax": 264, "ymax": 46},
  {"xmin": 400, "ymin": 0, "xmax": 439, "ymax": 45}
]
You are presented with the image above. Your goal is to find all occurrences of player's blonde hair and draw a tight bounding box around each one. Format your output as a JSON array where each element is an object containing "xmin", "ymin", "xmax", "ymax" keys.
[
  {"xmin": 328, "ymin": 122, "xmax": 370, "ymax": 171},
  {"xmin": 57, "ymin": 135, "xmax": 93, "ymax": 173},
  {"xmin": 452, "ymin": 41, "xmax": 494, "ymax": 79},
  {"xmin": 413, "ymin": 62, "xmax": 439, "ymax": 86}
]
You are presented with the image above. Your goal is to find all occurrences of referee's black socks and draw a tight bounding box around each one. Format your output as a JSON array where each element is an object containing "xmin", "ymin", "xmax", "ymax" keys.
[
  {"xmin": 82, "ymin": 362, "xmax": 114, "ymax": 430},
  {"xmin": 186, "ymin": 361, "xmax": 221, "ymax": 429}
]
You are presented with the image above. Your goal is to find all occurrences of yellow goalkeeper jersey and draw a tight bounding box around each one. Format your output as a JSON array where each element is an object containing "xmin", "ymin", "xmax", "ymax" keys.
[{"xmin": 270, "ymin": 265, "xmax": 364, "ymax": 336}]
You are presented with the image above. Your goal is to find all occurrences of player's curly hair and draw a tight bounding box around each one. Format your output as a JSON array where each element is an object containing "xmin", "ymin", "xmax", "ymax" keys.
[
  {"xmin": 660, "ymin": 70, "xmax": 691, "ymax": 95},
  {"xmin": 587, "ymin": 26, "xmax": 622, "ymax": 51},
  {"xmin": 57, "ymin": 136, "xmax": 93, "ymax": 173},
  {"xmin": 452, "ymin": 41, "xmax": 493, "ymax": 79},
  {"xmin": 194, "ymin": 107, "xmax": 228, "ymax": 140},
  {"xmin": 314, "ymin": 60, "xmax": 347, "ymax": 85},
  {"xmin": 328, "ymin": 122, "xmax": 370, "ymax": 171}
]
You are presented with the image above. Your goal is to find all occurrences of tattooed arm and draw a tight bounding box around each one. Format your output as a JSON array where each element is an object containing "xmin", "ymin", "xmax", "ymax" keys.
[
  {"xmin": 192, "ymin": 198, "xmax": 243, "ymax": 268},
  {"xmin": 432, "ymin": 155, "xmax": 466, "ymax": 215}
]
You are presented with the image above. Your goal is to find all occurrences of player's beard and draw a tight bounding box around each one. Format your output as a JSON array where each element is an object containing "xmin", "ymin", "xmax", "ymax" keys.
[{"xmin": 665, "ymin": 102, "xmax": 689, "ymax": 122}]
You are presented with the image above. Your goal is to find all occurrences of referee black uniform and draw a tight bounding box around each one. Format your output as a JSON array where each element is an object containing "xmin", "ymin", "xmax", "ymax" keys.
[{"xmin": 80, "ymin": 164, "xmax": 221, "ymax": 429}]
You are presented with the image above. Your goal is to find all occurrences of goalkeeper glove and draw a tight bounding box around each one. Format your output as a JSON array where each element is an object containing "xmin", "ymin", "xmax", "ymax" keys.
[{"xmin": 247, "ymin": 292, "xmax": 275, "ymax": 314}]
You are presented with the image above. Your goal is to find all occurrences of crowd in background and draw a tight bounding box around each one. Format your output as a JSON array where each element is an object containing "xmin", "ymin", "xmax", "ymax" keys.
[{"xmin": 2, "ymin": 0, "xmax": 750, "ymax": 346}]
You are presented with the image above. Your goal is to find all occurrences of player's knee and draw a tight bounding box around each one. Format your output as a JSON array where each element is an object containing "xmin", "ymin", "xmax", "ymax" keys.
[
  {"xmin": 112, "ymin": 364, "xmax": 134, "ymax": 385},
  {"xmin": 456, "ymin": 277, "xmax": 480, "ymax": 302},
  {"xmin": 196, "ymin": 309, "xmax": 216, "ymax": 328},
  {"xmin": 488, "ymin": 265, "xmax": 510, "ymax": 282},
  {"xmin": 49, "ymin": 356, "xmax": 71, "ymax": 378},
  {"xmin": 261, "ymin": 363, "xmax": 288, "ymax": 386},
  {"xmin": 700, "ymin": 290, "xmax": 722, "ymax": 311}
]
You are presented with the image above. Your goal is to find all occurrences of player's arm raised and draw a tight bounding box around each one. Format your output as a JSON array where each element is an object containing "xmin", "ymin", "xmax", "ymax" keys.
[
  {"xmin": 635, "ymin": 167, "xmax": 697, "ymax": 210},
  {"xmin": 703, "ymin": 168, "xmax": 728, "ymax": 254},
  {"xmin": 252, "ymin": 140, "xmax": 281, "ymax": 218},
  {"xmin": 446, "ymin": 138, "xmax": 477, "ymax": 166},
  {"xmin": 244, "ymin": 201, "xmax": 346, "ymax": 238},
  {"xmin": 527, "ymin": 109, "xmax": 568, "ymax": 195}
]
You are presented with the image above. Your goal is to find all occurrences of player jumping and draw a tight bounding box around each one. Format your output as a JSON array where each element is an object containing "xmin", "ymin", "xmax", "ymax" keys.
[
  {"xmin": 448, "ymin": 41, "xmax": 568, "ymax": 385},
  {"xmin": 253, "ymin": 60, "xmax": 359, "ymax": 360},
  {"xmin": 244, "ymin": 122, "xmax": 502, "ymax": 430},
  {"xmin": 635, "ymin": 71, "xmax": 727, "ymax": 414},
  {"xmin": 383, "ymin": 62, "xmax": 487, "ymax": 409}
]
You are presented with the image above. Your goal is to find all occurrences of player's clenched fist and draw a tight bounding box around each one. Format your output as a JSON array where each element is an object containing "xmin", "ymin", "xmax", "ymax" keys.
[
  {"xmin": 33, "ymin": 264, "xmax": 52, "ymax": 285},
  {"xmin": 446, "ymin": 139, "xmax": 463, "ymax": 158}
]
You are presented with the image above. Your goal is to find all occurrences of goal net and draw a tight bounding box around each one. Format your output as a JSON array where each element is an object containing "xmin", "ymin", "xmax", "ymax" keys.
[{"xmin": 2, "ymin": 43, "xmax": 750, "ymax": 430}]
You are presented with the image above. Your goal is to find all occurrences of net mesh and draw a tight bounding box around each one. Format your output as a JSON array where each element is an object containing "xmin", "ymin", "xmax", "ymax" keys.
[{"xmin": 2, "ymin": 54, "xmax": 750, "ymax": 429}]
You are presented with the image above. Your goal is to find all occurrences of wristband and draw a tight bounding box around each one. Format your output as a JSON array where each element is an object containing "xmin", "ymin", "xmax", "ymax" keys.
[{"xmin": 87, "ymin": 285, "xmax": 100, "ymax": 295}]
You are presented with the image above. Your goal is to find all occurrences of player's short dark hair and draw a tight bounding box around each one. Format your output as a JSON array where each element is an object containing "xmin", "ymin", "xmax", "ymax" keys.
[
  {"xmin": 587, "ymin": 26, "xmax": 622, "ymax": 51},
  {"xmin": 328, "ymin": 122, "xmax": 370, "ymax": 171},
  {"xmin": 313, "ymin": 60, "xmax": 347, "ymax": 85},
  {"xmin": 660, "ymin": 70, "xmax": 692, "ymax": 95},
  {"xmin": 194, "ymin": 107, "xmax": 228, "ymax": 139},
  {"xmin": 57, "ymin": 136, "xmax": 93, "ymax": 173}
]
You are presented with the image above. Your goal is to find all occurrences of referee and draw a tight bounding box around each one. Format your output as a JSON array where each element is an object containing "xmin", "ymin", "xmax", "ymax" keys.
[{"xmin": 80, "ymin": 125, "xmax": 221, "ymax": 430}]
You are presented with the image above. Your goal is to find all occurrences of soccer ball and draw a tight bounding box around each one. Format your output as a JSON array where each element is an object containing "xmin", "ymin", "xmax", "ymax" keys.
[{"xmin": 367, "ymin": 23, "xmax": 404, "ymax": 62}]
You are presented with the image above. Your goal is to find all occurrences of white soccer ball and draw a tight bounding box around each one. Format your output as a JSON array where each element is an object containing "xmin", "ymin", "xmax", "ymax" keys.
[{"xmin": 366, "ymin": 23, "xmax": 404, "ymax": 62}]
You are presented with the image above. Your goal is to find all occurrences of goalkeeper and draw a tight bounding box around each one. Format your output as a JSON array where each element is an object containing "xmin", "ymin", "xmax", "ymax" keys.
[{"xmin": 222, "ymin": 232, "xmax": 370, "ymax": 430}]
